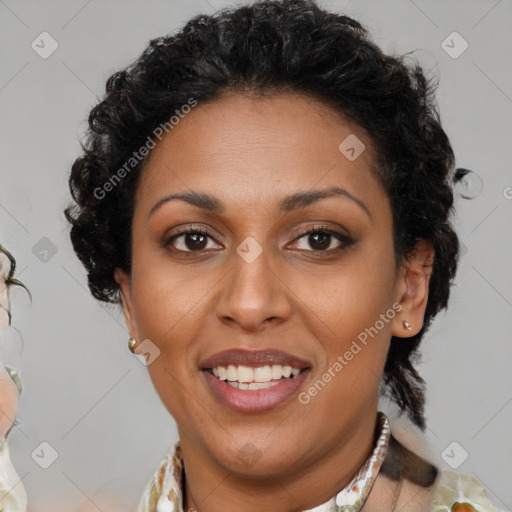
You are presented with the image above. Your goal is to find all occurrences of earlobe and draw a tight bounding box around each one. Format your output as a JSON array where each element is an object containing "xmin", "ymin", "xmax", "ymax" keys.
[
  {"xmin": 114, "ymin": 268, "xmax": 138, "ymax": 340},
  {"xmin": 392, "ymin": 240, "xmax": 435, "ymax": 338}
]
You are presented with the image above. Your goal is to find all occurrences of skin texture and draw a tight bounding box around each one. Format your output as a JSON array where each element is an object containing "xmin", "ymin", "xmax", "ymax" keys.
[{"xmin": 116, "ymin": 92, "xmax": 434, "ymax": 512}]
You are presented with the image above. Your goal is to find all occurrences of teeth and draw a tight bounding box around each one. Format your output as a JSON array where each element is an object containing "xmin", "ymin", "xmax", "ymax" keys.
[
  {"xmin": 253, "ymin": 366, "xmax": 271, "ymax": 382},
  {"xmin": 237, "ymin": 365, "xmax": 254, "ymax": 383},
  {"xmin": 226, "ymin": 364, "xmax": 238, "ymax": 382},
  {"xmin": 271, "ymin": 365, "xmax": 283, "ymax": 379},
  {"xmin": 248, "ymin": 381, "xmax": 276, "ymax": 389},
  {"xmin": 210, "ymin": 364, "xmax": 304, "ymax": 383},
  {"xmin": 227, "ymin": 380, "xmax": 280, "ymax": 390}
]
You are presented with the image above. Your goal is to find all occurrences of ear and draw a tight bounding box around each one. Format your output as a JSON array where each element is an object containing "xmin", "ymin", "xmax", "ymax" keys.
[
  {"xmin": 391, "ymin": 240, "xmax": 435, "ymax": 338},
  {"xmin": 114, "ymin": 268, "xmax": 139, "ymax": 340}
]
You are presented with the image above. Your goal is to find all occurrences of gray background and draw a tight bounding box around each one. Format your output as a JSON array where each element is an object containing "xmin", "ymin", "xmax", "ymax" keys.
[{"xmin": 1, "ymin": 0, "xmax": 511, "ymax": 510}]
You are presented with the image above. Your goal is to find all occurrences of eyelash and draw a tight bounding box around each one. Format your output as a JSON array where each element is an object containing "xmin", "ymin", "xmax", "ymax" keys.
[{"xmin": 164, "ymin": 224, "xmax": 355, "ymax": 256}]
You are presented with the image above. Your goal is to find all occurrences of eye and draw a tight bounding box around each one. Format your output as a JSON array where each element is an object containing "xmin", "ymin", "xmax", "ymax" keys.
[
  {"xmin": 163, "ymin": 224, "xmax": 354, "ymax": 255},
  {"xmin": 165, "ymin": 226, "xmax": 222, "ymax": 253},
  {"xmin": 289, "ymin": 225, "xmax": 354, "ymax": 253}
]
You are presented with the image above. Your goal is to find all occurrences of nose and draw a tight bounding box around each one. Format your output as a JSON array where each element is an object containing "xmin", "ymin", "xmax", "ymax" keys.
[{"xmin": 215, "ymin": 244, "xmax": 292, "ymax": 332}]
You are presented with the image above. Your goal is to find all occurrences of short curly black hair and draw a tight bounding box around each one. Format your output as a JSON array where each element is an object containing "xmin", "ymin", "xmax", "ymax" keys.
[{"xmin": 65, "ymin": 0, "xmax": 461, "ymax": 430}]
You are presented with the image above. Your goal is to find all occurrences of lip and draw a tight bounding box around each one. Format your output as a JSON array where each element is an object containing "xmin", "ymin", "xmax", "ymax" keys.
[
  {"xmin": 202, "ymin": 367, "xmax": 311, "ymax": 413},
  {"xmin": 199, "ymin": 349, "xmax": 312, "ymax": 413},
  {"xmin": 199, "ymin": 348, "xmax": 312, "ymax": 370}
]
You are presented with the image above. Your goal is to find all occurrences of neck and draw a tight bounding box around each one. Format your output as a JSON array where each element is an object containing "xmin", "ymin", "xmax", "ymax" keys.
[{"xmin": 180, "ymin": 409, "xmax": 382, "ymax": 512}]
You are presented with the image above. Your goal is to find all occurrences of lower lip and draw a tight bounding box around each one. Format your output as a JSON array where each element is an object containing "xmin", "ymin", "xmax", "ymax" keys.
[{"xmin": 202, "ymin": 369, "xmax": 310, "ymax": 413}]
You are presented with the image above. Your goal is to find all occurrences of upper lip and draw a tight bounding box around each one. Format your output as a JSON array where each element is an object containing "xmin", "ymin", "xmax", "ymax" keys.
[{"xmin": 200, "ymin": 349, "xmax": 312, "ymax": 370}]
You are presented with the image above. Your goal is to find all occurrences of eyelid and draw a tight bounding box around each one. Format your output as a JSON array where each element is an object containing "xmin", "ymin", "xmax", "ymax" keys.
[
  {"xmin": 164, "ymin": 222, "xmax": 355, "ymax": 254},
  {"xmin": 288, "ymin": 224, "xmax": 355, "ymax": 252},
  {"xmin": 290, "ymin": 221, "xmax": 352, "ymax": 240},
  {"xmin": 164, "ymin": 224, "xmax": 224, "ymax": 251}
]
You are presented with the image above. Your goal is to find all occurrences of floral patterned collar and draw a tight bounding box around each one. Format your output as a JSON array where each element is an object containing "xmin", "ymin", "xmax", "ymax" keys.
[{"xmin": 137, "ymin": 412, "xmax": 391, "ymax": 512}]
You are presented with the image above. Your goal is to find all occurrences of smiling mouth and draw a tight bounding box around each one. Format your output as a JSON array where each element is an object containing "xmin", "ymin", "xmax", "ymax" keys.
[{"xmin": 205, "ymin": 364, "xmax": 309, "ymax": 390}]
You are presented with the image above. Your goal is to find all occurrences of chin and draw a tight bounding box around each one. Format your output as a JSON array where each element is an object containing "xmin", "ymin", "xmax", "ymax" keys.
[{"xmin": 208, "ymin": 438, "xmax": 306, "ymax": 479}]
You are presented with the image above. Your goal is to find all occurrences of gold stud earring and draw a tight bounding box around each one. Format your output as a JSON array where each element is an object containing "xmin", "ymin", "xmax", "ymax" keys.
[
  {"xmin": 128, "ymin": 338, "xmax": 137, "ymax": 353},
  {"xmin": 402, "ymin": 320, "xmax": 412, "ymax": 331}
]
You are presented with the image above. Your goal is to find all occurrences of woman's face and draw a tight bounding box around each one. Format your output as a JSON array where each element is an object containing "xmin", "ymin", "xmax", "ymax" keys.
[{"xmin": 116, "ymin": 92, "xmax": 427, "ymax": 479}]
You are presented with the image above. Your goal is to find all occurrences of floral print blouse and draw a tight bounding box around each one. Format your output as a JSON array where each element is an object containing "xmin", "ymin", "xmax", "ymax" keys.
[{"xmin": 137, "ymin": 412, "xmax": 505, "ymax": 512}]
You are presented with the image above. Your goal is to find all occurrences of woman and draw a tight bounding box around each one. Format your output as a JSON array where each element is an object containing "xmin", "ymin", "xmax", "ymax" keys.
[{"xmin": 64, "ymin": 1, "xmax": 503, "ymax": 510}]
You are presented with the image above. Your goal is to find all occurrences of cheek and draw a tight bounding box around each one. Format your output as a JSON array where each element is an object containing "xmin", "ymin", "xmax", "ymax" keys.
[
  {"xmin": 299, "ymin": 276, "xmax": 394, "ymax": 417},
  {"xmin": 298, "ymin": 246, "xmax": 397, "ymax": 381},
  {"xmin": 129, "ymin": 262, "xmax": 203, "ymax": 419},
  {"xmin": 129, "ymin": 252, "xmax": 214, "ymax": 392},
  {"xmin": 301, "ymin": 249, "xmax": 397, "ymax": 335},
  {"xmin": 129, "ymin": 248, "xmax": 202, "ymax": 338}
]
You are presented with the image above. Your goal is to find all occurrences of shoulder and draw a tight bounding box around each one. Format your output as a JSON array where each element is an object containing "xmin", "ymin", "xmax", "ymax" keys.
[
  {"xmin": 430, "ymin": 469, "xmax": 505, "ymax": 512},
  {"xmin": 137, "ymin": 443, "xmax": 181, "ymax": 512},
  {"xmin": 137, "ymin": 454, "xmax": 171, "ymax": 512},
  {"xmin": 380, "ymin": 413, "xmax": 504, "ymax": 512},
  {"xmin": 367, "ymin": 467, "xmax": 505, "ymax": 512}
]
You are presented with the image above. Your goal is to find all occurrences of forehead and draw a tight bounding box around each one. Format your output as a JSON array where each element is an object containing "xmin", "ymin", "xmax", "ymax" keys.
[{"xmin": 135, "ymin": 92, "xmax": 388, "ymax": 217}]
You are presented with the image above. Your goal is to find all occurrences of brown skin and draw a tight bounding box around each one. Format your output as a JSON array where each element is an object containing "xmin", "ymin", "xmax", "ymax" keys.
[{"xmin": 116, "ymin": 92, "xmax": 434, "ymax": 512}]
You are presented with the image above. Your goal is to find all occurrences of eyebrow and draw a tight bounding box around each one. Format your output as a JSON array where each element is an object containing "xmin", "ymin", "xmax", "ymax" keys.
[{"xmin": 148, "ymin": 186, "xmax": 371, "ymax": 219}]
